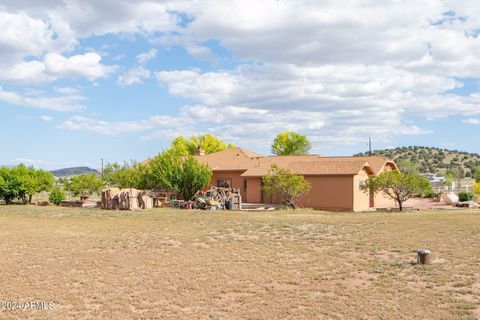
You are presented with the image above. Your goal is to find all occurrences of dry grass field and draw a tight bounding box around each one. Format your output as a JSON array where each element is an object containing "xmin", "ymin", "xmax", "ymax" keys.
[{"xmin": 0, "ymin": 206, "xmax": 479, "ymax": 319}]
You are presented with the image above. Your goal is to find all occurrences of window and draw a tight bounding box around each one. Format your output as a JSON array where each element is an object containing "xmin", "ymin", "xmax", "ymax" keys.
[
  {"xmin": 243, "ymin": 179, "xmax": 247, "ymax": 190},
  {"xmin": 217, "ymin": 179, "xmax": 232, "ymax": 188},
  {"xmin": 359, "ymin": 180, "xmax": 366, "ymax": 189}
]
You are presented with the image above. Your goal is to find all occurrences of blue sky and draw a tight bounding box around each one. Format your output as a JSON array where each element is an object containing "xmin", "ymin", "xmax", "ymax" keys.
[{"xmin": 1, "ymin": 1, "xmax": 480, "ymax": 169}]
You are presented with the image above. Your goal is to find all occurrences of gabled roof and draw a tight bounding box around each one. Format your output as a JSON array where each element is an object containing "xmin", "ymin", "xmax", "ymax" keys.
[
  {"xmin": 193, "ymin": 147, "xmax": 263, "ymax": 171},
  {"xmin": 348, "ymin": 156, "xmax": 398, "ymax": 174},
  {"xmin": 241, "ymin": 157, "xmax": 374, "ymax": 177},
  {"xmin": 140, "ymin": 147, "xmax": 396, "ymax": 177}
]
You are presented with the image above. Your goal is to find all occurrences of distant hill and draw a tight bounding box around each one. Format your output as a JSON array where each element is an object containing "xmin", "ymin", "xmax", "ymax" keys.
[
  {"xmin": 355, "ymin": 146, "xmax": 480, "ymax": 178},
  {"xmin": 50, "ymin": 167, "xmax": 100, "ymax": 178}
]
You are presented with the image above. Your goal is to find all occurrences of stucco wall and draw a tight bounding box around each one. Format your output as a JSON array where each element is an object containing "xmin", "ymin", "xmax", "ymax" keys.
[
  {"xmin": 296, "ymin": 175, "xmax": 355, "ymax": 211},
  {"xmin": 353, "ymin": 170, "xmax": 371, "ymax": 212},
  {"xmin": 373, "ymin": 164, "xmax": 397, "ymax": 208},
  {"xmin": 210, "ymin": 170, "xmax": 392, "ymax": 211},
  {"xmin": 209, "ymin": 171, "xmax": 247, "ymax": 200},
  {"xmin": 245, "ymin": 178, "xmax": 263, "ymax": 203},
  {"xmin": 374, "ymin": 192, "xmax": 396, "ymax": 208}
]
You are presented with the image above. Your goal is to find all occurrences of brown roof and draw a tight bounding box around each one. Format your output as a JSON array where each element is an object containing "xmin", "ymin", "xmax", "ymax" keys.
[
  {"xmin": 193, "ymin": 147, "xmax": 263, "ymax": 171},
  {"xmin": 241, "ymin": 157, "xmax": 374, "ymax": 177},
  {"xmin": 141, "ymin": 148, "xmax": 396, "ymax": 177},
  {"xmin": 348, "ymin": 156, "xmax": 398, "ymax": 174}
]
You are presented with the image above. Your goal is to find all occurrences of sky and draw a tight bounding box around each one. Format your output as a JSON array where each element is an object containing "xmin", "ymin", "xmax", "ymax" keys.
[{"xmin": 1, "ymin": 0, "xmax": 480, "ymax": 170}]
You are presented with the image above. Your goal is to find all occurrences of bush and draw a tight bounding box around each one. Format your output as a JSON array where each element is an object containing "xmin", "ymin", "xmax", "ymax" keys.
[
  {"xmin": 423, "ymin": 190, "xmax": 436, "ymax": 198},
  {"xmin": 49, "ymin": 187, "xmax": 66, "ymax": 205},
  {"xmin": 63, "ymin": 174, "xmax": 104, "ymax": 197},
  {"xmin": 473, "ymin": 183, "xmax": 480, "ymax": 198},
  {"xmin": 458, "ymin": 192, "xmax": 474, "ymax": 202}
]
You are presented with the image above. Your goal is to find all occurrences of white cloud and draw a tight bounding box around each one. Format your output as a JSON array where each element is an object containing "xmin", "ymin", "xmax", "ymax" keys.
[
  {"xmin": 463, "ymin": 118, "xmax": 480, "ymax": 125},
  {"xmin": 55, "ymin": 87, "xmax": 81, "ymax": 95},
  {"xmin": 0, "ymin": 10, "xmax": 75, "ymax": 64},
  {"xmin": 0, "ymin": 86, "xmax": 84, "ymax": 112},
  {"xmin": 58, "ymin": 114, "xmax": 182, "ymax": 135},
  {"xmin": 0, "ymin": 52, "xmax": 115, "ymax": 84},
  {"xmin": 0, "ymin": 60, "xmax": 55, "ymax": 84},
  {"xmin": 3, "ymin": 1, "xmax": 480, "ymax": 150},
  {"xmin": 43, "ymin": 52, "xmax": 115, "ymax": 80},
  {"xmin": 117, "ymin": 67, "xmax": 151, "ymax": 87},
  {"xmin": 40, "ymin": 115, "xmax": 53, "ymax": 122},
  {"xmin": 13, "ymin": 158, "xmax": 44, "ymax": 164},
  {"xmin": 136, "ymin": 48, "xmax": 157, "ymax": 65}
]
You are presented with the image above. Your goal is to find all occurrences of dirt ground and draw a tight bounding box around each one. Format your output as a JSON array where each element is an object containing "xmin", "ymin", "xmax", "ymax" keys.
[
  {"xmin": 404, "ymin": 197, "xmax": 463, "ymax": 210},
  {"xmin": 0, "ymin": 206, "xmax": 479, "ymax": 319}
]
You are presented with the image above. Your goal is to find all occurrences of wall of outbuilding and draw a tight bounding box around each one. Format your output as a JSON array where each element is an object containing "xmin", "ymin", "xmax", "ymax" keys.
[{"xmin": 295, "ymin": 175, "xmax": 355, "ymax": 211}]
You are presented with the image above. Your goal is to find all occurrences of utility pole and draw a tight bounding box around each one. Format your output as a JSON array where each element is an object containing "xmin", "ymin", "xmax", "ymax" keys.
[
  {"xmin": 101, "ymin": 158, "xmax": 104, "ymax": 177},
  {"xmin": 368, "ymin": 137, "xmax": 372, "ymax": 155}
]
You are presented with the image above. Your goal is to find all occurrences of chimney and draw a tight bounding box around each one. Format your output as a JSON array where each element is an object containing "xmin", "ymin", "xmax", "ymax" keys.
[{"xmin": 194, "ymin": 147, "xmax": 206, "ymax": 156}]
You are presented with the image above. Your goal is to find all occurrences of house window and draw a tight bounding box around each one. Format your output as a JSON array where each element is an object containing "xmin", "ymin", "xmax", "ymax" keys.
[
  {"xmin": 217, "ymin": 179, "xmax": 232, "ymax": 188},
  {"xmin": 359, "ymin": 180, "xmax": 366, "ymax": 189},
  {"xmin": 243, "ymin": 179, "xmax": 247, "ymax": 190}
]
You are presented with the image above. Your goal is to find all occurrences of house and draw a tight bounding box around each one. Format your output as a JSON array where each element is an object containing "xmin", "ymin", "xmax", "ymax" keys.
[
  {"xmin": 421, "ymin": 173, "xmax": 449, "ymax": 192},
  {"xmin": 194, "ymin": 147, "xmax": 398, "ymax": 211}
]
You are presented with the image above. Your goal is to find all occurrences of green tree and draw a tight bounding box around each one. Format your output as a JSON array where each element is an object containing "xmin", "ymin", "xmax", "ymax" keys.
[
  {"xmin": 0, "ymin": 167, "xmax": 21, "ymax": 204},
  {"xmin": 64, "ymin": 174, "xmax": 104, "ymax": 197},
  {"xmin": 170, "ymin": 134, "xmax": 235, "ymax": 155},
  {"xmin": 0, "ymin": 165, "xmax": 54, "ymax": 204},
  {"xmin": 475, "ymin": 165, "xmax": 480, "ymax": 183},
  {"xmin": 444, "ymin": 172, "xmax": 454, "ymax": 187},
  {"xmin": 364, "ymin": 170, "xmax": 432, "ymax": 211},
  {"xmin": 473, "ymin": 183, "xmax": 480, "ymax": 198},
  {"xmin": 396, "ymin": 160, "xmax": 419, "ymax": 174},
  {"xmin": 102, "ymin": 161, "xmax": 142, "ymax": 189},
  {"xmin": 271, "ymin": 131, "xmax": 311, "ymax": 156},
  {"xmin": 49, "ymin": 187, "xmax": 66, "ymax": 205},
  {"xmin": 262, "ymin": 165, "xmax": 311, "ymax": 209},
  {"xmin": 23, "ymin": 168, "xmax": 55, "ymax": 203},
  {"xmin": 147, "ymin": 151, "xmax": 212, "ymax": 200},
  {"xmin": 447, "ymin": 167, "xmax": 465, "ymax": 179}
]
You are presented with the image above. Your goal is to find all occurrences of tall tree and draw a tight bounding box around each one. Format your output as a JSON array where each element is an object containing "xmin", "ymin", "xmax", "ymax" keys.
[
  {"xmin": 475, "ymin": 165, "xmax": 480, "ymax": 183},
  {"xmin": 0, "ymin": 167, "xmax": 21, "ymax": 204},
  {"xmin": 364, "ymin": 170, "xmax": 432, "ymax": 211},
  {"xmin": 147, "ymin": 150, "xmax": 212, "ymax": 200},
  {"xmin": 64, "ymin": 174, "xmax": 104, "ymax": 197},
  {"xmin": 271, "ymin": 131, "xmax": 311, "ymax": 155},
  {"xmin": 170, "ymin": 134, "xmax": 234, "ymax": 155},
  {"xmin": 262, "ymin": 165, "xmax": 311, "ymax": 209},
  {"xmin": 0, "ymin": 165, "xmax": 54, "ymax": 204},
  {"xmin": 102, "ymin": 161, "xmax": 142, "ymax": 189}
]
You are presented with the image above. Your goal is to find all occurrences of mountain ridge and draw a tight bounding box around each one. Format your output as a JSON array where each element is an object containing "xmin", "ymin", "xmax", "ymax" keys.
[
  {"xmin": 50, "ymin": 166, "xmax": 100, "ymax": 178},
  {"xmin": 354, "ymin": 146, "xmax": 480, "ymax": 178}
]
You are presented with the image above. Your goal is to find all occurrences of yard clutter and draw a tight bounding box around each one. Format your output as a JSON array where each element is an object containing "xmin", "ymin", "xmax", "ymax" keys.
[
  {"xmin": 101, "ymin": 187, "xmax": 120, "ymax": 209},
  {"xmin": 436, "ymin": 192, "xmax": 479, "ymax": 208},
  {"xmin": 100, "ymin": 186, "xmax": 241, "ymax": 211},
  {"xmin": 454, "ymin": 201, "xmax": 479, "ymax": 208},
  {"xmin": 101, "ymin": 188, "xmax": 155, "ymax": 211},
  {"xmin": 438, "ymin": 193, "xmax": 459, "ymax": 205},
  {"xmin": 118, "ymin": 188, "xmax": 139, "ymax": 210},
  {"xmin": 191, "ymin": 186, "xmax": 242, "ymax": 210},
  {"xmin": 138, "ymin": 190, "xmax": 154, "ymax": 209}
]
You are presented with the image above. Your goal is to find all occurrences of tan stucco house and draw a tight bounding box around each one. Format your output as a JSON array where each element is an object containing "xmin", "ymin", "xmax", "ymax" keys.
[{"xmin": 194, "ymin": 147, "xmax": 398, "ymax": 212}]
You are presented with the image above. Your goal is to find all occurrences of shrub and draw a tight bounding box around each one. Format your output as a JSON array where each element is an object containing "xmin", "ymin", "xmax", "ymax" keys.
[
  {"xmin": 458, "ymin": 192, "xmax": 474, "ymax": 202},
  {"xmin": 423, "ymin": 190, "xmax": 436, "ymax": 198},
  {"xmin": 64, "ymin": 174, "xmax": 104, "ymax": 197},
  {"xmin": 473, "ymin": 183, "xmax": 480, "ymax": 198},
  {"xmin": 262, "ymin": 165, "xmax": 311, "ymax": 209},
  {"xmin": 364, "ymin": 170, "xmax": 431, "ymax": 211},
  {"xmin": 49, "ymin": 187, "xmax": 66, "ymax": 205}
]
